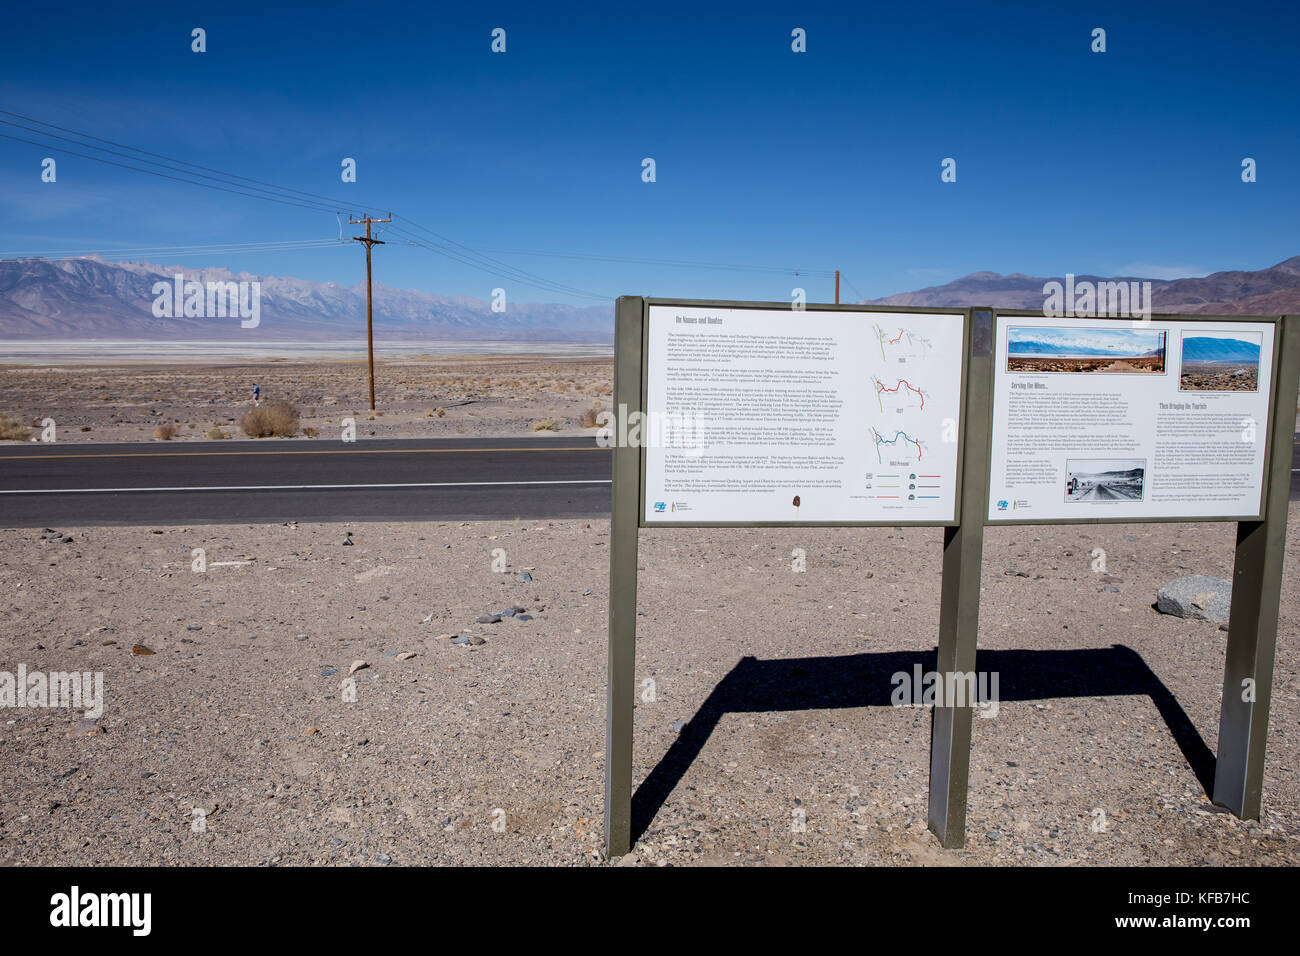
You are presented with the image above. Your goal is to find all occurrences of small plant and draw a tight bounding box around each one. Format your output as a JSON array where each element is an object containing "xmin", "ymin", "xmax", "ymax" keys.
[
  {"xmin": 0, "ymin": 413, "xmax": 33, "ymax": 441},
  {"xmin": 435, "ymin": 407, "xmax": 446, "ymax": 417},
  {"xmin": 153, "ymin": 422, "xmax": 179, "ymax": 440},
  {"xmin": 302, "ymin": 426, "xmax": 319, "ymax": 437},
  {"xmin": 206, "ymin": 426, "xmax": 229, "ymax": 440},
  {"xmin": 580, "ymin": 404, "xmax": 603, "ymax": 428},
  {"xmin": 239, "ymin": 400, "xmax": 299, "ymax": 438},
  {"xmin": 531, "ymin": 418, "xmax": 561, "ymax": 432},
  {"xmin": 80, "ymin": 425, "xmax": 92, "ymax": 432}
]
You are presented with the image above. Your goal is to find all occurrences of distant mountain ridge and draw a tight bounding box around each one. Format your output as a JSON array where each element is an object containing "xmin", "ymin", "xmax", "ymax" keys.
[
  {"xmin": 868, "ymin": 256, "xmax": 1300, "ymax": 315},
  {"xmin": 0, "ymin": 256, "xmax": 613, "ymax": 342},
  {"xmin": 2, "ymin": 254, "xmax": 1298, "ymax": 344},
  {"xmin": 1181, "ymin": 335, "xmax": 1262, "ymax": 363},
  {"xmin": 1006, "ymin": 336, "xmax": 1164, "ymax": 358}
]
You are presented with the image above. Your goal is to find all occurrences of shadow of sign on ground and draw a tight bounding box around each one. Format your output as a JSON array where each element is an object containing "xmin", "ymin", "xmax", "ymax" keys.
[{"xmin": 630, "ymin": 645, "xmax": 1215, "ymax": 844}]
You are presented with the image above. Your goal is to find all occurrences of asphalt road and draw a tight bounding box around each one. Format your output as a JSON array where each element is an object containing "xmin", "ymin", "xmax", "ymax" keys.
[
  {"xmin": 0, "ymin": 437, "xmax": 612, "ymax": 525},
  {"xmin": 1, "ymin": 436, "xmax": 1297, "ymax": 527}
]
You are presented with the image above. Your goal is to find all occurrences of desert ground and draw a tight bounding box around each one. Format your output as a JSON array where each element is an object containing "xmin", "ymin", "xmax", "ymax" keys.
[
  {"xmin": 0, "ymin": 355, "xmax": 613, "ymax": 442},
  {"xmin": 1007, "ymin": 356, "xmax": 1165, "ymax": 374},
  {"xmin": 1180, "ymin": 363, "xmax": 1260, "ymax": 392},
  {"xmin": 0, "ymin": 511, "xmax": 1297, "ymax": 866}
]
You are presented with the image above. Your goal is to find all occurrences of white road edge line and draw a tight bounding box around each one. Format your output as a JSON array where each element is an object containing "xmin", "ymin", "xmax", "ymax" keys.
[{"xmin": 0, "ymin": 479, "xmax": 613, "ymax": 495}]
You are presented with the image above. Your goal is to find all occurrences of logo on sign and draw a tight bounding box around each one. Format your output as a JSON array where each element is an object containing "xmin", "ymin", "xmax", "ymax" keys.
[
  {"xmin": 653, "ymin": 501, "xmax": 666, "ymax": 512},
  {"xmin": 997, "ymin": 500, "xmax": 1009, "ymax": 511}
]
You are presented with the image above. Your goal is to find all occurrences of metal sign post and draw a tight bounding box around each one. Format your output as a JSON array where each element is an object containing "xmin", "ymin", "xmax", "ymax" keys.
[
  {"xmin": 604, "ymin": 296, "xmax": 646, "ymax": 859},
  {"xmin": 1213, "ymin": 313, "xmax": 1300, "ymax": 816},
  {"xmin": 927, "ymin": 309, "xmax": 992, "ymax": 847}
]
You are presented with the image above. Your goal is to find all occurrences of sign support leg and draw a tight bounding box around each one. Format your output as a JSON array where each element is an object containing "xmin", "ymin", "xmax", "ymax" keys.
[
  {"xmin": 929, "ymin": 310, "xmax": 992, "ymax": 849},
  {"xmin": 605, "ymin": 296, "xmax": 645, "ymax": 858},
  {"xmin": 1213, "ymin": 314, "xmax": 1300, "ymax": 818}
]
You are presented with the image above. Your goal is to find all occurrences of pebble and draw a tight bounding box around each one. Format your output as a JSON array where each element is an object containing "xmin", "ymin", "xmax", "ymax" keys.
[
  {"xmin": 395, "ymin": 651, "xmax": 417, "ymax": 661},
  {"xmin": 68, "ymin": 718, "xmax": 104, "ymax": 738},
  {"xmin": 321, "ymin": 667, "xmax": 338, "ymax": 677},
  {"xmin": 518, "ymin": 572, "xmax": 532, "ymax": 583},
  {"xmin": 476, "ymin": 615, "xmax": 502, "ymax": 624},
  {"xmin": 131, "ymin": 643, "xmax": 156, "ymax": 655},
  {"xmin": 348, "ymin": 660, "xmax": 370, "ymax": 675}
]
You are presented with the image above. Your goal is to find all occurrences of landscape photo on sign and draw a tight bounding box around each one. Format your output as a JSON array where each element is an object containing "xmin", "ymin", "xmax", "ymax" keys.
[
  {"xmin": 1178, "ymin": 329, "xmax": 1263, "ymax": 392},
  {"xmin": 1006, "ymin": 326, "xmax": 1167, "ymax": 374},
  {"xmin": 1063, "ymin": 458, "xmax": 1147, "ymax": 503}
]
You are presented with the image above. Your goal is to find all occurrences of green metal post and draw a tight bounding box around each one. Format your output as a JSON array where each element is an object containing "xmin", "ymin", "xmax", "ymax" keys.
[
  {"xmin": 605, "ymin": 296, "xmax": 645, "ymax": 857},
  {"xmin": 1213, "ymin": 314, "xmax": 1300, "ymax": 818},
  {"xmin": 929, "ymin": 309, "xmax": 993, "ymax": 848}
]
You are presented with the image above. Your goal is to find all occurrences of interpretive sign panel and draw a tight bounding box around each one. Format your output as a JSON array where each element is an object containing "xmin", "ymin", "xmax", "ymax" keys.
[
  {"xmin": 987, "ymin": 315, "xmax": 1278, "ymax": 522},
  {"xmin": 640, "ymin": 303, "xmax": 967, "ymax": 525}
]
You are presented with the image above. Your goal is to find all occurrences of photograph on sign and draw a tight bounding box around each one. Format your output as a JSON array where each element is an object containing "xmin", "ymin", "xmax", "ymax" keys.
[
  {"xmin": 988, "ymin": 316, "xmax": 1276, "ymax": 521},
  {"xmin": 642, "ymin": 304, "xmax": 965, "ymax": 524}
]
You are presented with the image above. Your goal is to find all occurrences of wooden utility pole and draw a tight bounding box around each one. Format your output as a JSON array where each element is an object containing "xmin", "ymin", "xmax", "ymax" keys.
[
  {"xmin": 349, "ymin": 215, "xmax": 391, "ymax": 410},
  {"xmin": 835, "ymin": 269, "xmax": 840, "ymax": 304}
]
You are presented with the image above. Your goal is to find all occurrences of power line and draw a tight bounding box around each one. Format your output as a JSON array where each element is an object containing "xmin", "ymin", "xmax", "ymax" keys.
[
  {"xmin": 1, "ymin": 109, "xmax": 840, "ymax": 298},
  {"xmin": 0, "ymin": 128, "xmax": 353, "ymax": 215},
  {"xmin": 466, "ymin": 245, "xmax": 837, "ymax": 278},
  {"xmin": 0, "ymin": 238, "xmax": 348, "ymax": 260},
  {"xmin": 388, "ymin": 223, "xmax": 612, "ymax": 302},
  {"xmin": 0, "ymin": 110, "xmax": 385, "ymax": 216}
]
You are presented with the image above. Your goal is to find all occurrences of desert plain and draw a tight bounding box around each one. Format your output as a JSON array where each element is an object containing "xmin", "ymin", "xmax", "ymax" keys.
[{"xmin": 0, "ymin": 352, "xmax": 1297, "ymax": 867}]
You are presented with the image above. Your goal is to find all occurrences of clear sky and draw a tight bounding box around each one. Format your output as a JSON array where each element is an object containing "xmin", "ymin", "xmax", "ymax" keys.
[{"xmin": 2, "ymin": 0, "xmax": 1296, "ymax": 306}]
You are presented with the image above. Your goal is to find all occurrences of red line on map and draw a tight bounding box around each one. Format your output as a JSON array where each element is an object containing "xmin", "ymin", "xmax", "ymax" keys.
[{"xmin": 875, "ymin": 378, "xmax": 925, "ymax": 409}]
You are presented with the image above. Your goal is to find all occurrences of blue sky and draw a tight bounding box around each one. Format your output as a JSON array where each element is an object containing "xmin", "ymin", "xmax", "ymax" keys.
[{"xmin": 2, "ymin": 0, "xmax": 1297, "ymax": 306}]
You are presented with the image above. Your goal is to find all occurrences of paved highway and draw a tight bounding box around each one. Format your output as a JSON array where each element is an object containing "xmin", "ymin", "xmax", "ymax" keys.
[
  {"xmin": 1, "ymin": 436, "xmax": 1297, "ymax": 527},
  {"xmin": 0, "ymin": 437, "xmax": 611, "ymax": 525}
]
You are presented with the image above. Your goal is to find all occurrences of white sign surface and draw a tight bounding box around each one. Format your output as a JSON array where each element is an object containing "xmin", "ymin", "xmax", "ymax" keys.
[
  {"xmin": 642, "ymin": 305, "xmax": 965, "ymax": 524},
  {"xmin": 988, "ymin": 316, "xmax": 1275, "ymax": 521}
]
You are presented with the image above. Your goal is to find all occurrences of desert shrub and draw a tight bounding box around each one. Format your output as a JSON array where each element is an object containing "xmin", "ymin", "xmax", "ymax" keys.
[
  {"xmin": 0, "ymin": 414, "xmax": 32, "ymax": 441},
  {"xmin": 206, "ymin": 426, "xmax": 229, "ymax": 440},
  {"xmin": 302, "ymin": 426, "xmax": 319, "ymax": 437},
  {"xmin": 580, "ymin": 404, "xmax": 603, "ymax": 428},
  {"xmin": 238, "ymin": 400, "xmax": 299, "ymax": 438},
  {"xmin": 435, "ymin": 407, "xmax": 446, "ymax": 417},
  {"xmin": 153, "ymin": 422, "xmax": 179, "ymax": 440},
  {"xmin": 80, "ymin": 425, "xmax": 92, "ymax": 432},
  {"xmin": 531, "ymin": 418, "xmax": 561, "ymax": 432}
]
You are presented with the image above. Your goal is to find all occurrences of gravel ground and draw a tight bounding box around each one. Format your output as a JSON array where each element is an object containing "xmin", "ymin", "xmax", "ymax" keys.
[
  {"xmin": 1, "ymin": 510, "xmax": 1296, "ymax": 866},
  {"xmin": 0, "ymin": 357, "xmax": 612, "ymax": 443}
]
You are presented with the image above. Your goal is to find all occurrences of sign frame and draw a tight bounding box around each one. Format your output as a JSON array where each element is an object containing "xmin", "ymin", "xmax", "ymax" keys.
[{"xmin": 605, "ymin": 294, "xmax": 1300, "ymax": 859}]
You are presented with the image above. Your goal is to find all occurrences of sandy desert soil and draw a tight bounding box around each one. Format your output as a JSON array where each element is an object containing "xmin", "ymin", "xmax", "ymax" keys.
[
  {"xmin": 0, "ymin": 510, "xmax": 1297, "ymax": 866},
  {"xmin": 1006, "ymin": 357, "xmax": 1165, "ymax": 374},
  {"xmin": 1180, "ymin": 364, "xmax": 1260, "ymax": 392},
  {"xmin": 0, "ymin": 356, "xmax": 613, "ymax": 442}
]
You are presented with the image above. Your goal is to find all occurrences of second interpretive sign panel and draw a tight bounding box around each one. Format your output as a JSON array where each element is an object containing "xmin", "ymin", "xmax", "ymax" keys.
[
  {"xmin": 987, "ymin": 314, "xmax": 1277, "ymax": 522},
  {"xmin": 641, "ymin": 302, "xmax": 966, "ymax": 525}
]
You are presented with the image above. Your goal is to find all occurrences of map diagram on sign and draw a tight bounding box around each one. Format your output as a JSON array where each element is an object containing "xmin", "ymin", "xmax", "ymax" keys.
[{"xmin": 874, "ymin": 322, "xmax": 934, "ymax": 360}]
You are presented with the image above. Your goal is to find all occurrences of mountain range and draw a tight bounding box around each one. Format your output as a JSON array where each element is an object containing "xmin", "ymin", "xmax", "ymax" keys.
[
  {"xmin": 0, "ymin": 257, "xmax": 612, "ymax": 342},
  {"xmin": 867, "ymin": 256, "xmax": 1300, "ymax": 315},
  {"xmin": 1180, "ymin": 335, "xmax": 1262, "ymax": 364},
  {"xmin": 1007, "ymin": 337, "xmax": 1165, "ymax": 358},
  {"xmin": 1, "ymin": 254, "xmax": 1299, "ymax": 343}
]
